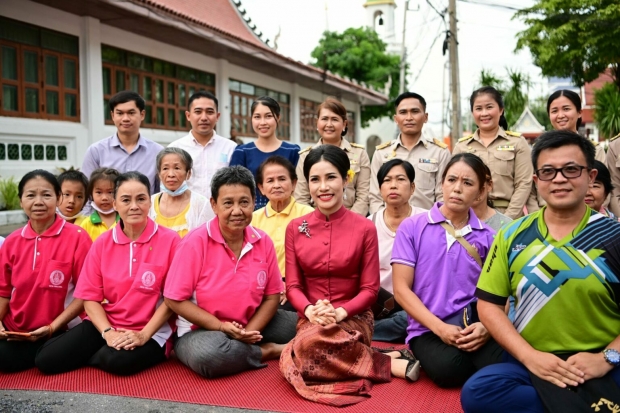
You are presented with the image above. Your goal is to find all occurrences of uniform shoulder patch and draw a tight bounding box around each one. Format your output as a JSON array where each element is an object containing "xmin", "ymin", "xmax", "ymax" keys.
[
  {"xmin": 458, "ymin": 135, "xmax": 473, "ymax": 143},
  {"xmin": 376, "ymin": 141, "xmax": 392, "ymax": 150},
  {"xmin": 505, "ymin": 130, "xmax": 521, "ymax": 137},
  {"xmin": 350, "ymin": 142, "xmax": 365, "ymax": 149},
  {"xmin": 432, "ymin": 138, "xmax": 448, "ymax": 148},
  {"xmin": 593, "ymin": 140, "xmax": 600, "ymax": 146},
  {"xmin": 299, "ymin": 146, "xmax": 312, "ymax": 155},
  {"xmin": 610, "ymin": 133, "xmax": 620, "ymax": 142}
]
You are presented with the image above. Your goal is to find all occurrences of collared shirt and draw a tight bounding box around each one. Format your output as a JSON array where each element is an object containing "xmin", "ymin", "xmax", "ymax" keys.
[
  {"xmin": 252, "ymin": 197, "xmax": 314, "ymax": 278},
  {"xmin": 476, "ymin": 207, "xmax": 620, "ymax": 353},
  {"xmin": 286, "ymin": 207, "xmax": 380, "ymax": 318},
  {"xmin": 168, "ymin": 131, "xmax": 237, "ymax": 199},
  {"xmin": 75, "ymin": 218, "xmax": 179, "ymax": 347},
  {"xmin": 164, "ymin": 218, "xmax": 283, "ymax": 337},
  {"xmin": 369, "ymin": 206, "xmax": 427, "ymax": 294},
  {"xmin": 0, "ymin": 216, "xmax": 92, "ymax": 332},
  {"xmin": 294, "ymin": 138, "xmax": 371, "ymax": 216},
  {"xmin": 81, "ymin": 133, "xmax": 164, "ymax": 194},
  {"xmin": 453, "ymin": 128, "xmax": 533, "ymax": 219},
  {"xmin": 391, "ymin": 203, "xmax": 495, "ymax": 342},
  {"xmin": 370, "ymin": 135, "xmax": 451, "ymax": 213},
  {"xmin": 79, "ymin": 211, "xmax": 119, "ymax": 242}
]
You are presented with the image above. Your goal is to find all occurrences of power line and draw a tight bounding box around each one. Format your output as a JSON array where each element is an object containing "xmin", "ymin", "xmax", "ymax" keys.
[
  {"xmin": 457, "ymin": 0, "xmax": 523, "ymax": 12},
  {"xmin": 426, "ymin": 0, "xmax": 447, "ymax": 21},
  {"xmin": 411, "ymin": 22, "xmax": 445, "ymax": 85}
]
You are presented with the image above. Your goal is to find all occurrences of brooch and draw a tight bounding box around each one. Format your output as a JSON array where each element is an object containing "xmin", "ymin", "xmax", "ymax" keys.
[{"xmin": 298, "ymin": 220, "xmax": 311, "ymax": 238}]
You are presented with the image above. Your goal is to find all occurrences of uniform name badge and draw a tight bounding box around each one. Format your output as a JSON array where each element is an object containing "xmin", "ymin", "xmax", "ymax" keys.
[
  {"xmin": 419, "ymin": 158, "xmax": 437, "ymax": 164},
  {"xmin": 496, "ymin": 145, "xmax": 515, "ymax": 151}
]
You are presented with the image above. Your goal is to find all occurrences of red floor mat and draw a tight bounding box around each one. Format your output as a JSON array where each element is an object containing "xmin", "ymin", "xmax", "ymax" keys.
[{"xmin": 0, "ymin": 358, "xmax": 463, "ymax": 413}]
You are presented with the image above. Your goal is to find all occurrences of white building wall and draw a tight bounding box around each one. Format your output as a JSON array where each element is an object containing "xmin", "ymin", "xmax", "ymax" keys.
[{"xmin": 0, "ymin": 0, "xmax": 366, "ymax": 180}]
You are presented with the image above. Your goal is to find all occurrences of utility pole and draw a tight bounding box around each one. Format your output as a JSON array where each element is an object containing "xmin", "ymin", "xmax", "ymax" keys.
[
  {"xmin": 448, "ymin": 0, "xmax": 462, "ymax": 147},
  {"xmin": 399, "ymin": 0, "xmax": 410, "ymax": 95}
]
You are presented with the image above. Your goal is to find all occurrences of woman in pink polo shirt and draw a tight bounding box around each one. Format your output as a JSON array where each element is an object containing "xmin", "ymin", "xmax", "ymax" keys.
[
  {"xmin": 35, "ymin": 172, "xmax": 180, "ymax": 376},
  {"xmin": 164, "ymin": 165, "xmax": 297, "ymax": 378},
  {"xmin": 0, "ymin": 170, "xmax": 92, "ymax": 372},
  {"xmin": 392, "ymin": 153, "xmax": 503, "ymax": 388}
]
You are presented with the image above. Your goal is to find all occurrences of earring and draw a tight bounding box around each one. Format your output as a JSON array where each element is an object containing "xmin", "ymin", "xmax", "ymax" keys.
[{"xmin": 343, "ymin": 188, "xmax": 347, "ymax": 200}]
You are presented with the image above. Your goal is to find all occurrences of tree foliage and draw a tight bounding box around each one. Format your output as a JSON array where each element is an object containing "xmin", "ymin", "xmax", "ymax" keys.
[
  {"xmin": 514, "ymin": 0, "xmax": 620, "ymax": 89},
  {"xmin": 476, "ymin": 69, "xmax": 531, "ymax": 128},
  {"xmin": 594, "ymin": 83, "xmax": 620, "ymax": 139},
  {"xmin": 310, "ymin": 27, "xmax": 402, "ymax": 126}
]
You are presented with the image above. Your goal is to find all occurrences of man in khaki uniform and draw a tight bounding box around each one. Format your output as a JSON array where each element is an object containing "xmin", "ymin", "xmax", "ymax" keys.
[
  {"xmin": 605, "ymin": 133, "xmax": 620, "ymax": 216},
  {"xmin": 369, "ymin": 92, "xmax": 451, "ymax": 213},
  {"xmin": 294, "ymin": 138, "xmax": 371, "ymax": 216},
  {"xmin": 453, "ymin": 129, "xmax": 533, "ymax": 219}
]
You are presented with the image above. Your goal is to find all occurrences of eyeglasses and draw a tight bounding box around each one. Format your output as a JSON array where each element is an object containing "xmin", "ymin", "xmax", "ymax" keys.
[{"xmin": 535, "ymin": 165, "xmax": 589, "ymax": 181}]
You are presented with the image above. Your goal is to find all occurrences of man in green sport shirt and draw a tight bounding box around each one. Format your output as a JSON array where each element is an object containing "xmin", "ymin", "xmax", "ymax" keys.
[{"xmin": 461, "ymin": 130, "xmax": 620, "ymax": 413}]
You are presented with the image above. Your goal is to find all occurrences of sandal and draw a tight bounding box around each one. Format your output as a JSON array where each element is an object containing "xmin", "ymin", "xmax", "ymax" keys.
[{"xmin": 373, "ymin": 347, "xmax": 417, "ymax": 362}]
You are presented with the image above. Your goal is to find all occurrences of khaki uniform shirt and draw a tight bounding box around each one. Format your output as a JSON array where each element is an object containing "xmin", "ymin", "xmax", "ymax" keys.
[
  {"xmin": 369, "ymin": 135, "xmax": 451, "ymax": 213},
  {"xmin": 606, "ymin": 134, "xmax": 620, "ymax": 216},
  {"xmin": 453, "ymin": 128, "xmax": 532, "ymax": 219},
  {"xmin": 526, "ymin": 139, "xmax": 609, "ymax": 212},
  {"xmin": 293, "ymin": 138, "xmax": 371, "ymax": 216}
]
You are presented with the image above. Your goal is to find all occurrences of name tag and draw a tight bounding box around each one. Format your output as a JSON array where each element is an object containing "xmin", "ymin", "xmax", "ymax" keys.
[
  {"xmin": 496, "ymin": 145, "xmax": 515, "ymax": 151},
  {"xmin": 350, "ymin": 159, "xmax": 358, "ymax": 165},
  {"xmin": 419, "ymin": 158, "xmax": 437, "ymax": 164}
]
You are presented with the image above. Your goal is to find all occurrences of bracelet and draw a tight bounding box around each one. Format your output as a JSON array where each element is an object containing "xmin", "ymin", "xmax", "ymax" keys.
[{"xmin": 101, "ymin": 326, "xmax": 115, "ymax": 339}]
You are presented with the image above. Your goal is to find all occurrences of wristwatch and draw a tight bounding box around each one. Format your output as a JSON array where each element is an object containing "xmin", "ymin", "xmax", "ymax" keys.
[
  {"xmin": 603, "ymin": 349, "xmax": 620, "ymax": 367},
  {"xmin": 101, "ymin": 326, "xmax": 115, "ymax": 338}
]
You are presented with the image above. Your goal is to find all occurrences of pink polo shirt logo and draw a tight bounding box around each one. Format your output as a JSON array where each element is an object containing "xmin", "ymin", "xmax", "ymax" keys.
[
  {"xmin": 49, "ymin": 270, "xmax": 65, "ymax": 288},
  {"xmin": 257, "ymin": 271, "xmax": 267, "ymax": 289},
  {"xmin": 141, "ymin": 271, "xmax": 156, "ymax": 289}
]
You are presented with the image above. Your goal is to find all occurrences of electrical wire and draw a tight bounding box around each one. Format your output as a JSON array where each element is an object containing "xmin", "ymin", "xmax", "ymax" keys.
[
  {"xmin": 411, "ymin": 21, "xmax": 445, "ymax": 85},
  {"xmin": 457, "ymin": 0, "xmax": 523, "ymax": 12}
]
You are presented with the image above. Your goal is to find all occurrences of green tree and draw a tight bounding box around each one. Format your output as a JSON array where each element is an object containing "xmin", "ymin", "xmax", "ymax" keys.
[
  {"xmin": 514, "ymin": 0, "xmax": 620, "ymax": 89},
  {"xmin": 594, "ymin": 83, "xmax": 620, "ymax": 139},
  {"xmin": 529, "ymin": 96, "xmax": 553, "ymax": 131},
  {"xmin": 310, "ymin": 27, "xmax": 401, "ymax": 126},
  {"xmin": 476, "ymin": 68, "xmax": 530, "ymax": 128}
]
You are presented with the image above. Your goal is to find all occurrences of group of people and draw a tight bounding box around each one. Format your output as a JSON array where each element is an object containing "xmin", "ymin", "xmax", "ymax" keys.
[{"xmin": 0, "ymin": 86, "xmax": 619, "ymax": 411}]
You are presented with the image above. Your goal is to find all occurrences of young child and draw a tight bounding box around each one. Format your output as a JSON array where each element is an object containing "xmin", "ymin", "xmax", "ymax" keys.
[
  {"xmin": 57, "ymin": 170, "xmax": 89, "ymax": 225},
  {"xmin": 585, "ymin": 160, "xmax": 619, "ymax": 221},
  {"xmin": 80, "ymin": 168, "xmax": 120, "ymax": 242}
]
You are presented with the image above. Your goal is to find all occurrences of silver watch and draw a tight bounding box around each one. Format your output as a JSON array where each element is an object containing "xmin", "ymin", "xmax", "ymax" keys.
[{"xmin": 603, "ymin": 348, "xmax": 620, "ymax": 367}]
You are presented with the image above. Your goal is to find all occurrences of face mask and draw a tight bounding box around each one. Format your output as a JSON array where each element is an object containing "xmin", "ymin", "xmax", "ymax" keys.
[
  {"xmin": 161, "ymin": 181, "xmax": 189, "ymax": 197},
  {"xmin": 91, "ymin": 202, "xmax": 116, "ymax": 215},
  {"xmin": 56, "ymin": 207, "xmax": 80, "ymax": 221}
]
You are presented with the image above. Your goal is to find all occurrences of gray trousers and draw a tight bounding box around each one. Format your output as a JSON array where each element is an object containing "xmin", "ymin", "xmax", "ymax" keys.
[{"xmin": 175, "ymin": 309, "xmax": 297, "ymax": 378}]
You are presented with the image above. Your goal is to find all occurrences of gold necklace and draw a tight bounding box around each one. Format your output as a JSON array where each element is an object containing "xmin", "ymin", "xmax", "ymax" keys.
[{"xmin": 384, "ymin": 205, "xmax": 412, "ymax": 233}]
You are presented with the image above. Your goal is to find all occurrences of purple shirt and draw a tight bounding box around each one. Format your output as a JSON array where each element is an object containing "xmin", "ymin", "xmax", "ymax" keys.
[
  {"xmin": 82, "ymin": 134, "xmax": 164, "ymax": 194},
  {"xmin": 391, "ymin": 202, "xmax": 495, "ymax": 342}
]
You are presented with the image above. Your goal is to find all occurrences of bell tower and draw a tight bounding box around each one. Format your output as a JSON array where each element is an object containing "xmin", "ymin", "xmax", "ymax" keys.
[{"xmin": 364, "ymin": 0, "xmax": 398, "ymax": 52}]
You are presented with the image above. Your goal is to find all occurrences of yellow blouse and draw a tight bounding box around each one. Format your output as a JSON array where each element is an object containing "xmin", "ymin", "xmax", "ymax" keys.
[{"xmin": 153, "ymin": 194, "xmax": 191, "ymax": 238}]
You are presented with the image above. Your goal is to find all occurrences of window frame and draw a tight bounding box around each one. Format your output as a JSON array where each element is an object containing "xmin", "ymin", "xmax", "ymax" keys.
[{"xmin": 300, "ymin": 98, "xmax": 320, "ymax": 143}]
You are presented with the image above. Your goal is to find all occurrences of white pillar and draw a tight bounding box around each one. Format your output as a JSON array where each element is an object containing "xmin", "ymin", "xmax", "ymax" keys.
[
  {"xmin": 81, "ymin": 16, "xmax": 104, "ymax": 151},
  {"xmin": 290, "ymin": 83, "xmax": 301, "ymax": 145},
  {"xmin": 216, "ymin": 58, "xmax": 230, "ymax": 137}
]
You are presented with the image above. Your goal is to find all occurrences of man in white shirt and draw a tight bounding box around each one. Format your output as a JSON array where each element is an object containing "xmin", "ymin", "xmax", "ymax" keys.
[{"xmin": 168, "ymin": 91, "xmax": 237, "ymax": 199}]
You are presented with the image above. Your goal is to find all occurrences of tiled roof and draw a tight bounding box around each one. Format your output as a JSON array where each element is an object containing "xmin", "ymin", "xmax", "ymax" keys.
[{"xmin": 130, "ymin": 0, "xmax": 266, "ymax": 48}]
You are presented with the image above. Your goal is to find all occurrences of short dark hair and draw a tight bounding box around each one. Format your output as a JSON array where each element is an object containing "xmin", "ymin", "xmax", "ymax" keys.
[
  {"xmin": 57, "ymin": 170, "xmax": 88, "ymax": 196},
  {"xmin": 303, "ymin": 144, "xmax": 350, "ymax": 182},
  {"xmin": 377, "ymin": 158, "xmax": 415, "ymax": 185},
  {"xmin": 317, "ymin": 97, "xmax": 348, "ymax": 136},
  {"xmin": 251, "ymin": 96, "xmax": 281, "ymax": 125},
  {"xmin": 187, "ymin": 90, "xmax": 218, "ymax": 112},
  {"xmin": 531, "ymin": 130, "xmax": 596, "ymax": 170},
  {"xmin": 211, "ymin": 165, "xmax": 256, "ymax": 201},
  {"xmin": 442, "ymin": 153, "xmax": 488, "ymax": 191},
  {"xmin": 113, "ymin": 171, "xmax": 151, "ymax": 198},
  {"xmin": 156, "ymin": 147, "xmax": 193, "ymax": 174},
  {"xmin": 256, "ymin": 155, "xmax": 297, "ymax": 185},
  {"xmin": 470, "ymin": 86, "xmax": 508, "ymax": 130},
  {"xmin": 593, "ymin": 160, "xmax": 614, "ymax": 195},
  {"xmin": 18, "ymin": 169, "xmax": 61, "ymax": 198},
  {"xmin": 109, "ymin": 90, "xmax": 145, "ymax": 112},
  {"xmin": 394, "ymin": 92, "xmax": 427, "ymax": 111},
  {"xmin": 547, "ymin": 89, "xmax": 582, "ymax": 130},
  {"xmin": 87, "ymin": 168, "xmax": 120, "ymax": 198}
]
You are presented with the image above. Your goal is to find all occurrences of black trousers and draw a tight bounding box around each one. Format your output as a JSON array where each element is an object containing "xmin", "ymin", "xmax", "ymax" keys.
[
  {"xmin": 410, "ymin": 331, "xmax": 504, "ymax": 388},
  {"xmin": 35, "ymin": 320, "xmax": 166, "ymax": 376}
]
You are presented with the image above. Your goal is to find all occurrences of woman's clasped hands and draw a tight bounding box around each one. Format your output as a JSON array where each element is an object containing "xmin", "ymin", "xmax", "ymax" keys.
[{"xmin": 304, "ymin": 300, "xmax": 348, "ymax": 325}]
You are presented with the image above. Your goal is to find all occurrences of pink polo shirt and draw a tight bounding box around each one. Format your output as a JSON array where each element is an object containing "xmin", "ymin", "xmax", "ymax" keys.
[
  {"xmin": 164, "ymin": 218, "xmax": 283, "ymax": 337},
  {"xmin": 0, "ymin": 216, "xmax": 92, "ymax": 332},
  {"xmin": 75, "ymin": 218, "xmax": 180, "ymax": 347}
]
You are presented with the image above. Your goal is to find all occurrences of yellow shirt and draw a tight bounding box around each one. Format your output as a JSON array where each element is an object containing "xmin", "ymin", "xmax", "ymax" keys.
[
  {"xmin": 252, "ymin": 197, "xmax": 314, "ymax": 278},
  {"xmin": 153, "ymin": 194, "xmax": 191, "ymax": 238},
  {"xmin": 79, "ymin": 211, "xmax": 119, "ymax": 242},
  {"xmin": 72, "ymin": 215, "xmax": 87, "ymax": 226}
]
